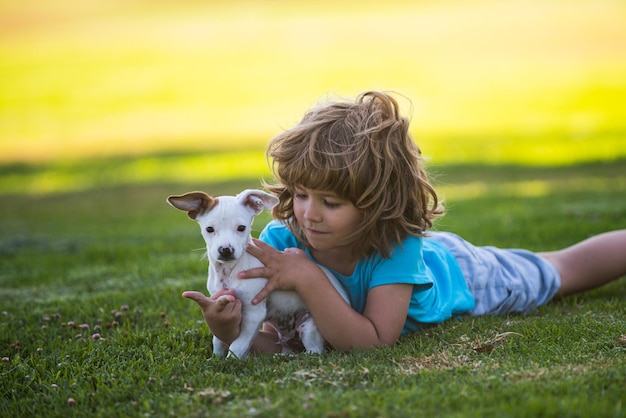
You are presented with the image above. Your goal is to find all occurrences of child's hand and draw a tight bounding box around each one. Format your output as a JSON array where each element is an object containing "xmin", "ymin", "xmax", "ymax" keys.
[
  {"xmin": 239, "ymin": 238, "xmax": 325, "ymax": 304},
  {"xmin": 182, "ymin": 289, "xmax": 242, "ymax": 345}
]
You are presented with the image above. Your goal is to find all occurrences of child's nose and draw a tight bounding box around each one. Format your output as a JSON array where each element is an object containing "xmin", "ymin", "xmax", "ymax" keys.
[{"xmin": 303, "ymin": 202, "xmax": 322, "ymax": 222}]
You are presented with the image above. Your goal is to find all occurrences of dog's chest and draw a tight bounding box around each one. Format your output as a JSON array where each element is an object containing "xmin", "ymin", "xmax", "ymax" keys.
[
  {"xmin": 207, "ymin": 254, "xmax": 264, "ymax": 296},
  {"xmin": 214, "ymin": 264, "xmax": 237, "ymax": 288}
]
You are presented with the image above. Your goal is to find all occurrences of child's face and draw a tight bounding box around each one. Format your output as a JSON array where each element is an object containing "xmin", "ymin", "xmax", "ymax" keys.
[{"xmin": 292, "ymin": 186, "xmax": 362, "ymax": 253}]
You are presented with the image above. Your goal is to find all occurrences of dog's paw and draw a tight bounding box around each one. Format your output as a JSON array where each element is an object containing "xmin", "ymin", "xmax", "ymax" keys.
[{"xmin": 226, "ymin": 349, "xmax": 247, "ymax": 359}]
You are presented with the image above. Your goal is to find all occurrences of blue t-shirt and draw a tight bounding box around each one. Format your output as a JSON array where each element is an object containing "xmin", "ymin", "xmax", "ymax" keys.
[{"xmin": 259, "ymin": 221, "xmax": 476, "ymax": 334}]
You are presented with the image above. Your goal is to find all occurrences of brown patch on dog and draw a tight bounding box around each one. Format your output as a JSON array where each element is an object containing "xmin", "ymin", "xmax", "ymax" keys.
[{"xmin": 167, "ymin": 192, "xmax": 219, "ymax": 220}]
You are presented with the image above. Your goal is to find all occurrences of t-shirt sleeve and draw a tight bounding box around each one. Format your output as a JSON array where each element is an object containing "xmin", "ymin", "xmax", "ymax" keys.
[
  {"xmin": 259, "ymin": 220, "xmax": 301, "ymax": 251},
  {"xmin": 368, "ymin": 237, "xmax": 434, "ymax": 290}
]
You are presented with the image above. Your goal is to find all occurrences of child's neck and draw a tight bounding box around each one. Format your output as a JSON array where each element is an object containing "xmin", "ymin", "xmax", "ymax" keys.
[{"xmin": 310, "ymin": 248, "xmax": 358, "ymax": 276}]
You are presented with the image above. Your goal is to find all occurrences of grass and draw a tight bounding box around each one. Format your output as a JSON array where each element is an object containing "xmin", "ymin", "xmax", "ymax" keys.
[
  {"xmin": 1, "ymin": 159, "xmax": 625, "ymax": 417},
  {"xmin": 1, "ymin": 0, "xmax": 625, "ymax": 415}
]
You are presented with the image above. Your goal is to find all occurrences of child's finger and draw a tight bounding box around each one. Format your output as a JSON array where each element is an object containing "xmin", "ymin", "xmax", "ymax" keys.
[
  {"xmin": 251, "ymin": 284, "xmax": 273, "ymax": 305},
  {"xmin": 250, "ymin": 238, "xmax": 273, "ymax": 249},
  {"xmin": 245, "ymin": 242, "xmax": 264, "ymax": 259},
  {"xmin": 210, "ymin": 288, "xmax": 237, "ymax": 298},
  {"xmin": 214, "ymin": 295, "xmax": 237, "ymax": 311},
  {"xmin": 237, "ymin": 266, "xmax": 269, "ymax": 279},
  {"xmin": 182, "ymin": 291, "xmax": 211, "ymax": 308},
  {"xmin": 283, "ymin": 247, "xmax": 304, "ymax": 255},
  {"xmin": 247, "ymin": 238, "xmax": 281, "ymax": 260}
]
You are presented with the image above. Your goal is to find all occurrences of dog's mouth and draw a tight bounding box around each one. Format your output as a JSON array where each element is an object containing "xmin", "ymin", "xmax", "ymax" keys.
[
  {"xmin": 217, "ymin": 246, "xmax": 238, "ymax": 261},
  {"xmin": 217, "ymin": 254, "xmax": 237, "ymax": 261}
]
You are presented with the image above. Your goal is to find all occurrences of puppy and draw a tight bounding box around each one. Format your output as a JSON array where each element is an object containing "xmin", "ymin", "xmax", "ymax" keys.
[{"xmin": 167, "ymin": 189, "xmax": 349, "ymax": 358}]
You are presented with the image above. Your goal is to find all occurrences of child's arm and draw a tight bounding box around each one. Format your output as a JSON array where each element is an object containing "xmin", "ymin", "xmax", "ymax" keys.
[{"xmin": 240, "ymin": 240, "xmax": 413, "ymax": 350}]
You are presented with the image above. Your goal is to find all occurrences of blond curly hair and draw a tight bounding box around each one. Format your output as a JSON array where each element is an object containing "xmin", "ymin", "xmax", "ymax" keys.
[{"xmin": 264, "ymin": 91, "xmax": 443, "ymax": 259}]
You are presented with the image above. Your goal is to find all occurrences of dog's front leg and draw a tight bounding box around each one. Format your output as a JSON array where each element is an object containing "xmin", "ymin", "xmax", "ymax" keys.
[
  {"xmin": 213, "ymin": 336, "xmax": 229, "ymax": 357},
  {"xmin": 226, "ymin": 302, "xmax": 266, "ymax": 358}
]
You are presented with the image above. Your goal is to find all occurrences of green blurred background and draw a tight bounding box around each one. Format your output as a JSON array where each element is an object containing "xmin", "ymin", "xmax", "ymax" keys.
[{"xmin": 1, "ymin": 0, "xmax": 626, "ymax": 194}]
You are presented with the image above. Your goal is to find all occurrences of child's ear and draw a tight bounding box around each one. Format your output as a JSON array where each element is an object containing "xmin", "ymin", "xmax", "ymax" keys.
[{"xmin": 167, "ymin": 192, "xmax": 217, "ymax": 220}]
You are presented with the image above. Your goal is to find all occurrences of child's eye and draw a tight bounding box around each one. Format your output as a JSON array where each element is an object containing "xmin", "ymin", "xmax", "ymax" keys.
[
  {"xmin": 293, "ymin": 192, "xmax": 308, "ymax": 200},
  {"xmin": 323, "ymin": 200, "xmax": 340, "ymax": 208}
]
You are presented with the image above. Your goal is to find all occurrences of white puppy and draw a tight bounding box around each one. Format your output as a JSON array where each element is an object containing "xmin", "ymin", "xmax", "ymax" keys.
[{"xmin": 168, "ymin": 189, "xmax": 349, "ymax": 358}]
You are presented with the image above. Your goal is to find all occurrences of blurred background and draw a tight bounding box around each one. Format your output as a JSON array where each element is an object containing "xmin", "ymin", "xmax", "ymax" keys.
[{"xmin": 1, "ymin": 0, "xmax": 626, "ymax": 194}]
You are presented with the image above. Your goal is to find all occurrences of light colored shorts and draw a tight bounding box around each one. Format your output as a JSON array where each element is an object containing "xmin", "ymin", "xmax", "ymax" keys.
[{"xmin": 430, "ymin": 232, "xmax": 562, "ymax": 316}]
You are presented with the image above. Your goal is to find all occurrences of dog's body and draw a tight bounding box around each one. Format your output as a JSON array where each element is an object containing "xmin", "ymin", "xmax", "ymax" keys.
[{"xmin": 168, "ymin": 189, "xmax": 349, "ymax": 358}]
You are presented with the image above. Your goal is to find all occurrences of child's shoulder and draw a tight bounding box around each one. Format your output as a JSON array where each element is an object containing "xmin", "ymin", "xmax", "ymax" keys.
[
  {"xmin": 388, "ymin": 233, "xmax": 454, "ymax": 263},
  {"xmin": 260, "ymin": 220, "xmax": 300, "ymax": 249},
  {"xmin": 262, "ymin": 219, "xmax": 286, "ymax": 233}
]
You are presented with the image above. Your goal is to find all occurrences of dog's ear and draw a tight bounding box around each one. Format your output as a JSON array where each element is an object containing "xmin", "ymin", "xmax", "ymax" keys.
[
  {"xmin": 167, "ymin": 192, "xmax": 217, "ymax": 220},
  {"xmin": 237, "ymin": 189, "xmax": 279, "ymax": 215}
]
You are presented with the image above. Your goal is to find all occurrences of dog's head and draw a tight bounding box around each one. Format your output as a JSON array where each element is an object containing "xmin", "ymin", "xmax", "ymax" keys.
[{"xmin": 167, "ymin": 189, "xmax": 279, "ymax": 262}]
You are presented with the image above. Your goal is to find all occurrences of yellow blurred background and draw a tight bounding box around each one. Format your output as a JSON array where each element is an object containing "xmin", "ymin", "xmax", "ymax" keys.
[{"xmin": 1, "ymin": 0, "xmax": 626, "ymax": 166}]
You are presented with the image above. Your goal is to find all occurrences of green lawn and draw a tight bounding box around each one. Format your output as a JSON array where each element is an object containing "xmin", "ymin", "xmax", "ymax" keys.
[
  {"xmin": 1, "ymin": 0, "xmax": 625, "ymax": 416},
  {"xmin": 1, "ymin": 160, "xmax": 625, "ymax": 417}
]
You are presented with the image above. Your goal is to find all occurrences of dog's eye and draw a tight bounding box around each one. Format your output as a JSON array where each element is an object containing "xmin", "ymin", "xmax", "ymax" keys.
[
  {"xmin": 206, "ymin": 227, "xmax": 215, "ymax": 233},
  {"xmin": 237, "ymin": 225, "xmax": 246, "ymax": 232}
]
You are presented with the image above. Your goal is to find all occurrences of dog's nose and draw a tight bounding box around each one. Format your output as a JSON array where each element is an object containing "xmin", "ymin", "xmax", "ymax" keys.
[{"xmin": 218, "ymin": 245, "xmax": 235, "ymax": 259}]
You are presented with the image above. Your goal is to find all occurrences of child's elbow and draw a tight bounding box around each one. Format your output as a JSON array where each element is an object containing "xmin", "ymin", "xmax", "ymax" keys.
[{"xmin": 331, "ymin": 336, "xmax": 398, "ymax": 352}]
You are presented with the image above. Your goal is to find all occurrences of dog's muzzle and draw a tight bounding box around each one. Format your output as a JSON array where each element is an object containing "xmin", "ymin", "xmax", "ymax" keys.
[{"xmin": 218, "ymin": 245, "xmax": 236, "ymax": 260}]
